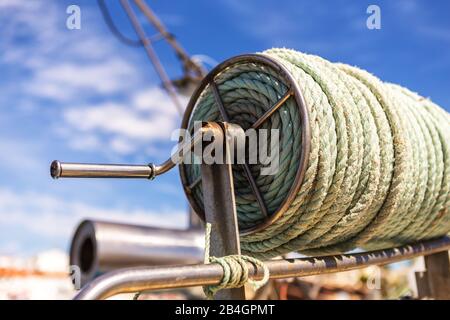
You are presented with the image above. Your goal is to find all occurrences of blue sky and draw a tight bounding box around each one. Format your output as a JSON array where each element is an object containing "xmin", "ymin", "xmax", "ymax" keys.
[{"xmin": 0, "ymin": 0, "xmax": 448, "ymax": 256}]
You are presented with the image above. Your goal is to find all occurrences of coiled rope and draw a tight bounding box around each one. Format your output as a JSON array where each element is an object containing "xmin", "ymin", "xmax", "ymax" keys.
[
  {"xmin": 185, "ymin": 48, "xmax": 450, "ymax": 258},
  {"xmin": 202, "ymin": 223, "xmax": 269, "ymax": 299}
]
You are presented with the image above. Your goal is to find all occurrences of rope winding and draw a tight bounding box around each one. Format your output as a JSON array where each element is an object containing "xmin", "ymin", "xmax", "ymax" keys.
[{"xmin": 184, "ymin": 48, "xmax": 450, "ymax": 258}]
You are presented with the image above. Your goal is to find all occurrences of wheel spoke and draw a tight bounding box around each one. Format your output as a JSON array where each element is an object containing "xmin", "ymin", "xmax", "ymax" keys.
[
  {"xmin": 251, "ymin": 89, "xmax": 293, "ymax": 129},
  {"xmin": 210, "ymin": 80, "xmax": 269, "ymax": 218}
]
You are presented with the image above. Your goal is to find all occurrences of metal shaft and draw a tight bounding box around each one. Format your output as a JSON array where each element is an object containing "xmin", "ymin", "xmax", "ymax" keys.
[
  {"xmin": 121, "ymin": 0, "xmax": 184, "ymax": 114},
  {"xmin": 133, "ymin": 0, "xmax": 205, "ymax": 79},
  {"xmin": 51, "ymin": 123, "xmax": 215, "ymax": 180},
  {"xmin": 74, "ymin": 236, "xmax": 450, "ymax": 300},
  {"xmin": 51, "ymin": 161, "xmax": 155, "ymax": 179}
]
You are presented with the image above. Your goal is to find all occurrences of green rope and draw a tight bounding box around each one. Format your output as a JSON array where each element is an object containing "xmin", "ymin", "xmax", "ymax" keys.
[
  {"xmin": 184, "ymin": 48, "xmax": 450, "ymax": 258},
  {"xmin": 202, "ymin": 223, "xmax": 270, "ymax": 299}
]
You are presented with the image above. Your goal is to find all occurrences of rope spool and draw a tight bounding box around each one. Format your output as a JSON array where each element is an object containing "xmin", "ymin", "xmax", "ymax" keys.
[{"xmin": 180, "ymin": 48, "xmax": 450, "ymax": 258}]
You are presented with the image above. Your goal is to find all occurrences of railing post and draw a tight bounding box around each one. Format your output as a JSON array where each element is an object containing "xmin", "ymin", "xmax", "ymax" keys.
[
  {"xmin": 200, "ymin": 123, "xmax": 246, "ymax": 300},
  {"xmin": 415, "ymin": 250, "xmax": 450, "ymax": 299}
]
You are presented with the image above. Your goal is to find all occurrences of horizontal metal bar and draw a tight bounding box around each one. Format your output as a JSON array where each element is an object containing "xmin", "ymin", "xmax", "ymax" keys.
[
  {"xmin": 51, "ymin": 161, "xmax": 155, "ymax": 179},
  {"xmin": 51, "ymin": 123, "xmax": 216, "ymax": 180},
  {"xmin": 74, "ymin": 236, "xmax": 450, "ymax": 300}
]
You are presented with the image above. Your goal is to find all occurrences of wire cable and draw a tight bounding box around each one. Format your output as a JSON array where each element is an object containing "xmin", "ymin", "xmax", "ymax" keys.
[{"xmin": 97, "ymin": 0, "xmax": 142, "ymax": 47}]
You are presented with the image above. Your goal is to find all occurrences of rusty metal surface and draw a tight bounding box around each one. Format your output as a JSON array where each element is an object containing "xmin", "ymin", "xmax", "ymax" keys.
[{"xmin": 200, "ymin": 122, "xmax": 245, "ymax": 299}]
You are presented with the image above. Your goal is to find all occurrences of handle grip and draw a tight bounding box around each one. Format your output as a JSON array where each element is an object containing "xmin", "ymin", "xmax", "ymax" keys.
[{"xmin": 50, "ymin": 161, "xmax": 156, "ymax": 179}]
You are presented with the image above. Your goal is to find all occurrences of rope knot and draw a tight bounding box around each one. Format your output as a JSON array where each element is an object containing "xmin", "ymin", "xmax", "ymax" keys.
[{"xmin": 203, "ymin": 223, "xmax": 270, "ymax": 299}]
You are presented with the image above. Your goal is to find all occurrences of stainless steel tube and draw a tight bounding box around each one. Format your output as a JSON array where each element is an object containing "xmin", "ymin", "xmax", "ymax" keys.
[
  {"xmin": 51, "ymin": 123, "xmax": 216, "ymax": 179},
  {"xmin": 70, "ymin": 220, "xmax": 204, "ymax": 287},
  {"xmin": 51, "ymin": 161, "xmax": 155, "ymax": 179},
  {"xmin": 74, "ymin": 236, "xmax": 450, "ymax": 300}
]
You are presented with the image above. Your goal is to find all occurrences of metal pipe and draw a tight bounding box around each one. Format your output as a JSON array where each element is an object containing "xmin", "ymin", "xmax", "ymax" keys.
[
  {"xmin": 120, "ymin": 0, "xmax": 184, "ymax": 114},
  {"xmin": 70, "ymin": 220, "xmax": 204, "ymax": 287},
  {"xmin": 75, "ymin": 236, "xmax": 450, "ymax": 300},
  {"xmin": 50, "ymin": 161, "xmax": 155, "ymax": 179},
  {"xmin": 133, "ymin": 0, "xmax": 205, "ymax": 79},
  {"xmin": 51, "ymin": 123, "xmax": 214, "ymax": 179}
]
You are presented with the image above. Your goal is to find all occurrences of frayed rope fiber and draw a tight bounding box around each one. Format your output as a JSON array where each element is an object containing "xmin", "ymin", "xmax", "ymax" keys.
[{"xmin": 185, "ymin": 48, "xmax": 450, "ymax": 259}]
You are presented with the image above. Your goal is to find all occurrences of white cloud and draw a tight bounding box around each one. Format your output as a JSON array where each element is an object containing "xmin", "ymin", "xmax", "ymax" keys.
[
  {"xmin": 0, "ymin": 0, "xmax": 21, "ymax": 8},
  {"xmin": 0, "ymin": 0, "xmax": 141, "ymax": 102},
  {"xmin": 0, "ymin": 1, "xmax": 62, "ymax": 66},
  {"xmin": 0, "ymin": 241, "xmax": 22, "ymax": 256},
  {"xmin": 0, "ymin": 137, "xmax": 44, "ymax": 173},
  {"xmin": 0, "ymin": 1, "xmax": 188, "ymax": 159},
  {"xmin": 62, "ymin": 87, "xmax": 186, "ymax": 154},
  {"xmin": 0, "ymin": 1, "xmax": 185, "ymax": 159},
  {"xmin": 26, "ymin": 59, "xmax": 137, "ymax": 102},
  {"xmin": 0, "ymin": 187, "xmax": 187, "ymax": 239},
  {"xmin": 109, "ymin": 137, "xmax": 137, "ymax": 155},
  {"xmin": 132, "ymin": 87, "xmax": 180, "ymax": 113},
  {"xmin": 67, "ymin": 134, "xmax": 102, "ymax": 152},
  {"xmin": 64, "ymin": 102, "xmax": 164, "ymax": 140}
]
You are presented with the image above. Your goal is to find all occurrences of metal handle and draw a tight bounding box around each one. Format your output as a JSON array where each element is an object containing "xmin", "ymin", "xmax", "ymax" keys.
[
  {"xmin": 50, "ymin": 161, "xmax": 157, "ymax": 179},
  {"xmin": 50, "ymin": 122, "xmax": 222, "ymax": 180}
]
